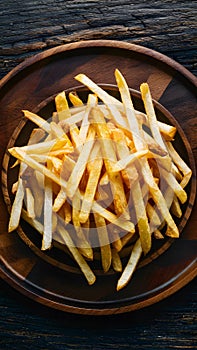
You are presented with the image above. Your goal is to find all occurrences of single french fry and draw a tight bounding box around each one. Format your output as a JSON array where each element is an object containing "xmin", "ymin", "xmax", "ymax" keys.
[
  {"xmin": 154, "ymin": 230, "xmax": 164, "ymax": 239},
  {"xmin": 23, "ymin": 110, "xmax": 51, "ymax": 133},
  {"xmin": 112, "ymin": 149, "xmax": 148, "ymax": 172},
  {"xmin": 72, "ymin": 192, "xmax": 93, "ymax": 260},
  {"xmin": 117, "ymin": 238, "xmax": 142, "ymax": 291},
  {"xmin": 69, "ymin": 91, "xmax": 84, "ymax": 106},
  {"xmin": 55, "ymin": 91, "xmax": 71, "ymax": 120},
  {"xmin": 108, "ymin": 225, "xmax": 123, "ymax": 252},
  {"xmin": 25, "ymin": 187, "xmax": 35, "ymax": 219},
  {"xmin": 79, "ymin": 94, "xmax": 98, "ymax": 143},
  {"xmin": 64, "ymin": 201, "xmax": 72, "ymax": 224},
  {"xmin": 8, "ymin": 163, "xmax": 26, "ymax": 232},
  {"xmin": 115, "ymin": 69, "xmax": 146, "ymax": 151},
  {"xmin": 41, "ymin": 162, "xmax": 53, "ymax": 251},
  {"xmin": 94, "ymin": 213, "xmax": 112, "ymax": 273},
  {"xmin": 79, "ymin": 143, "xmax": 103, "ymax": 223},
  {"xmin": 53, "ymin": 187, "xmax": 67, "ymax": 212},
  {"xmin": 111, "ymin": 249, "xmax": 122, "ymax": 272},
  {"xmin": 170, "ymin": 195, "xmax": 182, "ymax": 218}
]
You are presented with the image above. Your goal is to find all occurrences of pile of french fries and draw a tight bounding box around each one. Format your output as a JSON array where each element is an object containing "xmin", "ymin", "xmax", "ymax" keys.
[{"xmin": 8, "ymin": 69, "xmax": 192, "ymax": 290}]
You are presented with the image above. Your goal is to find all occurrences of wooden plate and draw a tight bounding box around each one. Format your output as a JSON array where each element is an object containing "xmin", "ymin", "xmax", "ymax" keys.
[{"xmin": 0, "ymin": 40, "xmax": 196, "ymax": 315}]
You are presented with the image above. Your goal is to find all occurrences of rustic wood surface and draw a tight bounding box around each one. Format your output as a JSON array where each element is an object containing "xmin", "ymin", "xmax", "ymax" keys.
[{"xmin": 0, "ymin": 0, "xmax": 196, "ymax": 349}]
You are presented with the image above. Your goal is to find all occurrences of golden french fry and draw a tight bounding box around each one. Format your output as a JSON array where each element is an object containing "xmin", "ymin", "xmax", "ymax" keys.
[
  {"xmin": 111, "ymin": 249, "xmax": 122, "ymax": 272},
  {"xmin": 55, "ymin": 91, "xmax": 71, "ymax": 119},
  {"xmin": 69, "ymin": 91, "xmax": 84, "ymax": 106},
  {"xmin": 170, "ymin": 196, "xmax": 182, "ymax": 218},
  {"xmin": 154, "ymin": 230, "xmax": 164, "ymax": 239}
]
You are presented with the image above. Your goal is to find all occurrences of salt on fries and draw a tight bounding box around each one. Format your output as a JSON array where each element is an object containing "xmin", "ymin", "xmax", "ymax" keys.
[{"xmin": 8, "ymin": 70, "xmax": 191, "ymax": 290}]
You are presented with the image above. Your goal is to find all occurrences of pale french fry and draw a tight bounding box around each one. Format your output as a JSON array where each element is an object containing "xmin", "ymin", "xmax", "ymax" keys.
[
  {"xmin": 25, "ymin": 187, "xmax": 35, "ymax": 219},
  {"xmin": 72, "ymin": 192, "xmax": 93, "ymax": 260},
  {"xmin": 166, "ymin": 141, "xmax": 192, "ymax": 188},
  {"xmin": 58, "ymin": 110, "xmax": 85, "ymax": 129},
  {"xmin": 111, "ymin": 248, "xmax": 122, "ymax": 272},
  {"xmin": 23, "ymin": 110, "xmax": 51, "ymax": 133},
  {"xmin": 16, "ymin": 138, "xmax": 71, "ymax": 155},
  {"xmin": 94, "ymin": 213, "xmax": 112, "ymax": 273},
  {"xmin": 8, "ymin": 164, "xmax": 25, "ymax": 232},
  {"xmin": 115, "ymin": 69, "xmax": 146, "ymax": 151},
  {"xmin": 112, "ymin": 149, "xmax": 148, "ymax": 172},
  {"xmin": 78, "ymin": 94, "xmax": 97, "ymax": 144},
  {"xmin": 140, "ymin": 83, "xmax": 167, "ymax": 152},
  {"xmin": 108, "ymin": 225, "xmax": 123, "ymax": 252},
  {"xmin": 41, "ymin": 162, "xmax": 53, "ymax": 251},
  {"xmin": 117, "ymin": 238, "xmax": 142, "ymax": 291}
]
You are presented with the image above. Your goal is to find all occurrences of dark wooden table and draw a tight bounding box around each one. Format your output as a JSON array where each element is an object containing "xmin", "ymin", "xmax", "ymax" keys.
[{"xmin": 0, "ymin": 1, "xmax": 196, "ymax": 349}]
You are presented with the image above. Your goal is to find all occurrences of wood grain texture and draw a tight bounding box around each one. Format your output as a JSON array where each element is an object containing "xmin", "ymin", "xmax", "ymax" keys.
[
  {"xmin": 0, "ymin": 277, "xmax": 196, "ymax": 349},
  {"xmin": 0, "ymin": 0, "xmax": 196, "ymax": 78},
  {"xmin": 0, "ymin": 0, "xmax": 196, "ymax": 348}
]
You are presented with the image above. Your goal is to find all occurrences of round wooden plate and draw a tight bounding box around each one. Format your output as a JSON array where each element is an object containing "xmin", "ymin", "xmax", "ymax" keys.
[{"xmin": 0, "ymin": 40, "xmax": 196, "ymax": 315}]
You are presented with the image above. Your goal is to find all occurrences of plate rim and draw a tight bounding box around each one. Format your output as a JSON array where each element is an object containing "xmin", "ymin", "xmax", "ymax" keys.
[{"xmin": 0, "ymin": 40, "xmax": 197, "ymax": 89}]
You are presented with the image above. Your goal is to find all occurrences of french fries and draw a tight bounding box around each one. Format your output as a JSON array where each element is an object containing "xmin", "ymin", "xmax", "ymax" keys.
[{"xmin": 7, "ymin": 70, "xmax": 192, "ymax": 291}]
